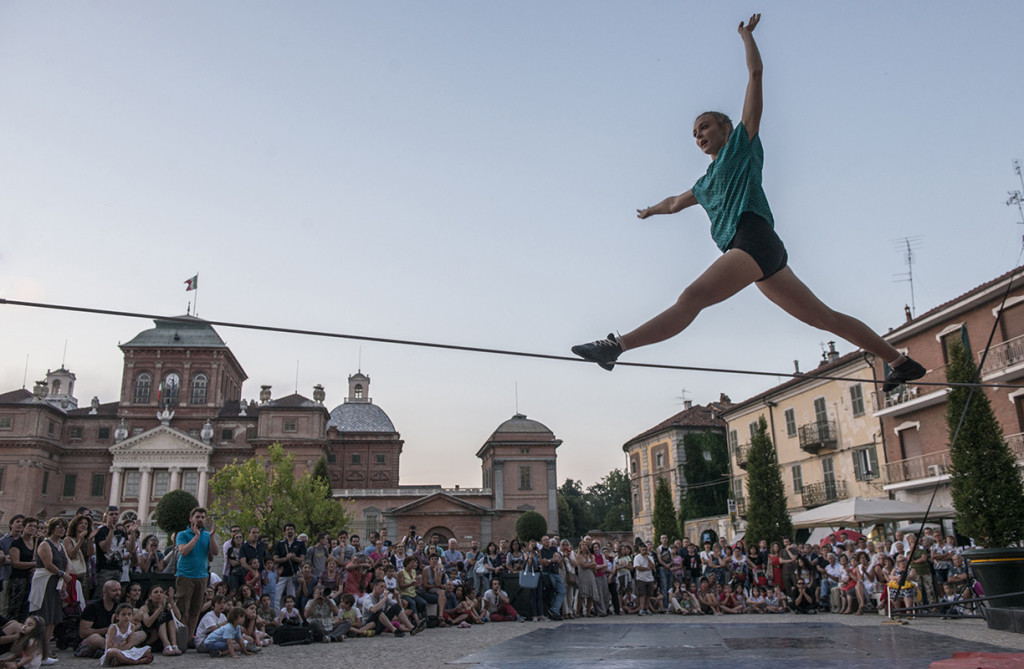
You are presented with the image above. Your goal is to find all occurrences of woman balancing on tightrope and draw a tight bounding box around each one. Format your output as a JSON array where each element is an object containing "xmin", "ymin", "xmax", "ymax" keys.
[{"xmin": 572, "ymin": 14, "xmax": 924, "ymax": 392}]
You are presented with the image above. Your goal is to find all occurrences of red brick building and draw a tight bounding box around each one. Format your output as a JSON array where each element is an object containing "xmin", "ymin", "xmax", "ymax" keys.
[
  {"xmin": 0, "ymin": 316, "xmax": 560, "ymax": 545},
  {"xmin": 875, "ymin": 267, "xmax": 1024, "ymax": 507}
]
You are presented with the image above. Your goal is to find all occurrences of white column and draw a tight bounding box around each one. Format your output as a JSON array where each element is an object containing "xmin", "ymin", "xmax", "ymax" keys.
[
  {"xmin": 198, "ymin": 467, "xmax": 210, "ymax": 506},
  {"xmin": 169, "ymin": 466, "xmax": 181, "ymax": 491},
  {"xmin": 109, "ymin": 467, "xmax": 123, "ymax": 506},
  {"xmin": 137, "ymin": 467, "xmax": 152, "ymax": 522}
]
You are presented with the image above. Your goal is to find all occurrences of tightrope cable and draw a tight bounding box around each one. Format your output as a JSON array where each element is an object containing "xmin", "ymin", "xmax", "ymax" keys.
[{"xmin": 2, "ymin": 297, "xmax": 1023, "ymax": 391}]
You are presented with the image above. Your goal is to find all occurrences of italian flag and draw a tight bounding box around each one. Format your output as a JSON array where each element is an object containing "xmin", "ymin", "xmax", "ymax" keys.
[{"xmin": 184, "ymin": 274, "xmax": 199, "ymax": 291}]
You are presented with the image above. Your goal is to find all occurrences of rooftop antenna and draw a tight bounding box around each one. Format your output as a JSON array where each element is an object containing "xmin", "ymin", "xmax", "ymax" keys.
[
  {"xmin": 675, "ymin": 388, "xmax": 691, "ymax": 405},
  {"xmin": 61, "ymin": 340, "xmax": 68, "ymax": 367},
  {"xmin": 22, "ymin": 354, "xmax": 29, "ymax": 389},
  {"xmin": 515, "ymin": 382, "xmax": 519, "ymax": 414},
  {"xmin": 892, "ymin": 236, "xmax": 922, "ymax": 318},
  {"xmin": 358, "ymin": 346, "xmax": 362, "ymax": 373},
  {"xmin": 1006, "ymin": 159, "xmax": 1024, "ymax": 249},
  {"xmin": 295, "ymin": 360, "xmax": 299, "ymax": 394}
]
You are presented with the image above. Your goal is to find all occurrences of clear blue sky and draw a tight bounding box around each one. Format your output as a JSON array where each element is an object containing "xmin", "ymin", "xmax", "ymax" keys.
[{"xmin": 2, "ymin": 2, "xmax": 1023, "ymax": 487}]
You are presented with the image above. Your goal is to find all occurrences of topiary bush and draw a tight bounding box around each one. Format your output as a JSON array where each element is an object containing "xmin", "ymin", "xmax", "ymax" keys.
[
  {"xmin": 515, "ymin": 510, "xmax": 548, "ymax": 542},
  {"xmin": 155, "ymin": 489, "xmax": 199, "ymax": 541}
]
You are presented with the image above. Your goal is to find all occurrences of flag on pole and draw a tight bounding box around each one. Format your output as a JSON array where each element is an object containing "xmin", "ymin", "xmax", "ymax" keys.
[{"xmin": 184, "ymin": 274, "xmax": 199, "ymax": 291}]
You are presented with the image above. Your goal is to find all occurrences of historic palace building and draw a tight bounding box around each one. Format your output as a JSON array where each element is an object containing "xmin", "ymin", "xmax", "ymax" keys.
[{"xmin": 0, "ymin": 316, "xmax": 560, "ymax": 544}]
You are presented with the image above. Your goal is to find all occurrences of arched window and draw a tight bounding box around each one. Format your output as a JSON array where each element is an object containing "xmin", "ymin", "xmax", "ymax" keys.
[
  {"xmin": 190, "ymin": 373, "xmax": 208, "ymax": 405},
  {"xmin": 134, "ymin": 373, "xmax": 152, "ymax": 404},
  {"xmin": 51, "ymin": 379, "xmax": 61, "ymax": 395},
  {"xmin": 354, "ymin": 384, "xmax": 364, "ymax": 400}
]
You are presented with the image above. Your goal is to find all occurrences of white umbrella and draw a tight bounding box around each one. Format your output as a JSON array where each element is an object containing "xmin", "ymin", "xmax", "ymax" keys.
[{"xmin": 789, "ymin": 497, "xmax": 954, "ymax": 529}]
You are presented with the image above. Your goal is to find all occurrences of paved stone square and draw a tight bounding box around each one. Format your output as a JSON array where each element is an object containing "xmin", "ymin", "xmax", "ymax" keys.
[{"xmin": 52, "ymin": 613, "xmax": 1024, "ymax": 669}]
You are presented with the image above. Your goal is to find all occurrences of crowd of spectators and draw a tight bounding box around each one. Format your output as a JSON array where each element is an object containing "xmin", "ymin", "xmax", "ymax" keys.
[{"xmin": 0, "ymin": 505, "xmax": 979, "ymax": 667}]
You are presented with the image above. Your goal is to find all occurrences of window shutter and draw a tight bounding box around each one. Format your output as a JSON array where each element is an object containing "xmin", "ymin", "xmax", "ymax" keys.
[
  {"xmin": 853, "ymin": 451, "xmax": 863, "ymax": 481},
  {"xmin": 867, "ymin": 445, "xmax": 879, "ymax": 478}
]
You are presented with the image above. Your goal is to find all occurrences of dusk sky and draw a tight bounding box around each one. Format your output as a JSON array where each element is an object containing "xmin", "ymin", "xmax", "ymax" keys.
[{"xmin": 3, "ymin": 2, "xmax": 1024, "ymax": 488}]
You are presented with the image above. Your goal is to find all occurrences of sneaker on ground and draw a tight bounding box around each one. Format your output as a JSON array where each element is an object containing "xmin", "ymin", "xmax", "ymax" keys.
[
  {"xmin": 882, "ymin": 357, "xmax": 926, "ymax": 393},
  {"xmin": 41, "ymin": 658, "xmax": 58, "ymax": 665},
  {"xmin": 208, "ymin": 650, "xmax": 222, "ymax": 658},
  {"xmin": 571, "ymin": 333, "xmax": 622, "ymax": 371}
]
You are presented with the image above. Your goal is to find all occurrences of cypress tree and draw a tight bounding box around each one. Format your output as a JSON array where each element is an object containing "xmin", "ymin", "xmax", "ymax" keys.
[
  {"xmin": 946, "ymin": 341, "xmax": 1024, "ymax": 546},
  {"xmin": 744, "ymin": 415, "xmax": 792, "ymax": 546},
  {"xmin": 652, "ymin": 477, "xmax": 678, "ymax": 542}
]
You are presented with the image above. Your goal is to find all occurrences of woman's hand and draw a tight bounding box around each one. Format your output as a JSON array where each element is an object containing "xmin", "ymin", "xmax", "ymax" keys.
[
  {"xmin": 738, "ymin": 13, "xmax": 760, "ymax": 35},
  {"xmin": 636, "ymin": 208, "xmax": 653, "ymax": 219}
]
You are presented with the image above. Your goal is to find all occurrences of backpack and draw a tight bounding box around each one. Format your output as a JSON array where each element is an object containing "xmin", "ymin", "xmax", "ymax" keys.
[{"xmin": 272, "ymin": 623, "xmax": 313, "ymax": 646}]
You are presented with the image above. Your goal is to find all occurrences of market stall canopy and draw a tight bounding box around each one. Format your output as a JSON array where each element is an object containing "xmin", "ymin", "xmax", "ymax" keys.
[{"xmin": 789, "ymin": 497, "xmax": 955, "ymax": 529}]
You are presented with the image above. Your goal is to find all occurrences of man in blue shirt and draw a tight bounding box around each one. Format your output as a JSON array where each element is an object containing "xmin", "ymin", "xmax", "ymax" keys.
[{"xmin": 175, "ymin": 506, "xmax": 219, "ymax": 639}]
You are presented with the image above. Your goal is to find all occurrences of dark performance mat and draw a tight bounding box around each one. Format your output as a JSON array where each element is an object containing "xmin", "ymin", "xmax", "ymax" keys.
[{"xmin": 454, "ymin": 622, "xmax": 1019, "ymax": 668}]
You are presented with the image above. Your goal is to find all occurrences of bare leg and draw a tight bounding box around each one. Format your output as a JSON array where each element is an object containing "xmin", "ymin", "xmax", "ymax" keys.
[
  {"xmin": 620, "ymin": 250, "xmax": 762, "ymax": 351},
  {"xmin": 756, "ymin": 267, "xmax": 901, "ymax": 363}
]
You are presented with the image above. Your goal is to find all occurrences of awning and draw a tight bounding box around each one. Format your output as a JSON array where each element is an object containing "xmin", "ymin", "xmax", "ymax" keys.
[{"xmin": 789, "ymin": 497, "xmax": 955, "ymax": 529}]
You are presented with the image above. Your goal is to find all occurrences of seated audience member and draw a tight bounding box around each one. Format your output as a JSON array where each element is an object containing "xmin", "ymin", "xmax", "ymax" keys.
[
  {"xmin": 202, "ymin": 607, "xmax": 256, "ymax": 659},
  {"xmin": 256, "ymin": 595, "xmax": 278, "ymax": 637},
  {"xmin": 195, "ymin": 595, "xmax": 228, "ymax": 653},
  {"xmin": 337, "ymin": 594, "xmax": 370, "ymax": 637},
  {"xmin": 138, "ymin": 586, "xmax": 183, "ymax": 656},
  {"xmin": 304, "ymin": 586, "xmax": 348, "ymax": 643},
  {"xmin": 939, "ymin": 582, "xmax": 964, "ymax": 617},
  {"xmin": 619, "ymin": 588, "xmax": 639, "ymax": 615},
  {"xmin": 746, "ymin": 586, "xmax": 766, "ymax": 613},
  {"xmin": 767, "ymin": 585, "xmax": 789, "ymax": 613},
  {"xmin": 100, "ymin": 604, "xmax": 152, "ymax": 666},
  {"xmin": 0, "ymin": 615, "xmax": 46, "ymax": 669},
  {"xmin": 790, "ymin": 578, "xmax": 816, "ymax": 614},
  {"xmin": 78, "ymin": 581, "xmax": 135, "ymax": 659},
  {"xmin": 397, "ymin": 556, "xmax": 428, "ymax": 626},
  {"xmin": 241, "ymin": 601, "xmax": 270, "ymax": 647},
  {"xmin": 358, "ymin": 580, "xmax": 415, "ymax": 637},
  {"xmin": 277, "ymin": 596, "xmax": 302, "ymax": 627},
  {"xmin": 481, "ymin": 579, "xmax": 522, "ymax": 622}
]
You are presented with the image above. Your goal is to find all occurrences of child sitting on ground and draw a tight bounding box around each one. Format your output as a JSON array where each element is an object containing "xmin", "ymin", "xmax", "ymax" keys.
[
  {"xmin": 746, "ymin": 586, "xmax": 766, "ymax": 613},
  {"xmin": 204, "ymin": 607, "xmax": 256, "ymax": 659},
  {"xmin": 940, "ymin": 583, "xmax": 964, "ymax": 617},
  {"xmin": 277, "ymin": 595, "xmax": 302, "ymax": 626},
  {"xmin": 620, "ymin": 587, "xmax": 639, "ymax": 615},
  {"xmin": 101, "ymin": 604, "xmax": 153, "ymax": 666},
  {"xmin": 766, "ymin": 585, "xmax": 788, "ymax": 613},
  {"xmin": 0, "ymin": 615, "xmax": 47, "ymax": 669},
  {"xmin": 256, "ymin": 594, "xmax": 278, "ymax": 637},
  {"xmin": 339, "ymin": 594, "xmax": 372, "ymax": 637},
  {"xmin": 195, "ymin": 595, "xmax": 229, "ymax": 653}
]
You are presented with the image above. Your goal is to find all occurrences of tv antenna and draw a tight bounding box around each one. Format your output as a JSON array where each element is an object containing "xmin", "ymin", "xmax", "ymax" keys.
[
  {"xmin": 892, "ymin": 236, "xmax": 922, "ymax": 318},
  {"xmin": 675, "ymin": 388, "xmax": 691, "ymax": 405},
  {"xmin": 1007, "ymin": 160, "xmax": 1024, "ymax": 249}
]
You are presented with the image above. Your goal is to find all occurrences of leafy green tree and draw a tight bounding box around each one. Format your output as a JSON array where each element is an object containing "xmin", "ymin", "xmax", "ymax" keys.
[
  {"xmin": 587, "ymin": 468, "xmax": 630, "ymax": 532},
  {"xmin": 946, "ymin": 341, "xmax": 1024, "ymax": 547},
  {"xmin": 743, "ymin": 416, "xmax": 792, "ymax": 546},
  {"xmin": 651, "ymin": 477, "xmax": 678, "ymax": 542},
  {"xmin": 209, "ymin": 443, "xmax": 352, "ymax": 538},
  {"xmin": 556, "ymin": 493, "xmax": 575, "ymax": 537},
  {"xmin": 678, "ymin": 431, "xmax": 729, "ymax": 527},
  {"xmin": 154, "ymin": 489, "xmax": 199, "ymax": 541},
  {"xmin": 558, "ymin": 479, "xmax": 590, "ymax": 538},
  {"xmin": 515, "ymin": 511, "xmax": 548, "ymax": 542}
]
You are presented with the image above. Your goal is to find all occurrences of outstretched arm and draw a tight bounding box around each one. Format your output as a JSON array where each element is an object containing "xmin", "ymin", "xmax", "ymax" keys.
[
  {"xmin": 738, "ymin": 13, "xmax": 763, "ymax": 139},
  {"xmin": 637, "ymin": 190, "xmax": 697, "ymax": 219}
]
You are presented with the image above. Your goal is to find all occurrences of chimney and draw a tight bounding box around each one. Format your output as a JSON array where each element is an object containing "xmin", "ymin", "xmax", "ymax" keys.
[
  {"xmin": 683, "ymin": 400, "xmax": 693, "ymax": 410},
  {"xmin": 905, "ymin": 305, "xmax": 913, "ymax": 323},
  {"xmin": 793, "ymin": 360, "xmax": 801, "ymax": 374},
  {"xmin": 827, "ymin": 341, "xmax": 839, "ymax": 363},
  {"xmin": 719, "ymin": 393, "xmax": 731, "ymax": 404}
]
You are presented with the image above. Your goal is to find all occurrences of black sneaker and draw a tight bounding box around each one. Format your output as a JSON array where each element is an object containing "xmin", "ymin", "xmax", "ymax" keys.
[
  {"xmin": 571, "ymin": 333, "xmax": 623, "ymax": 371},
  {"xmin": 882, "ymin": 357, "xmax": 926, "ymax": 392},
  {"xmin": 392, "ymin": 629, "xmax": 405, "ymax": 637}
]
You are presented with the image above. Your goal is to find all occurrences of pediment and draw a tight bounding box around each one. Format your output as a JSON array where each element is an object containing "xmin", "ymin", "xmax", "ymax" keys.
[
  {"xmin": 109, "ymin": 425, "xmax": 213, "ymax": 466},
  {"xmin": 386, "ymin": 492, "xmax": 493, "ymax": 516}
]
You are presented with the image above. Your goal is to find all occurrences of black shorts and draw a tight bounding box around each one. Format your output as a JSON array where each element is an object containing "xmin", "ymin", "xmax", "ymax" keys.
[{"xmin": 726, "ymin": 211, "xmax": 788, "ymax": 281}]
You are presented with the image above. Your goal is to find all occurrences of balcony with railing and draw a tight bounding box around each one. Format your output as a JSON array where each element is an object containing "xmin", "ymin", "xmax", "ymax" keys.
[
  {"xmin": 800, "ymin": 479, "xmax": 848, "ymax": 508},
  {"xmin": 872, "ymin": 365, "xmax": 949, "ymax": 418},
  {"xmin": 734, "ymin": 497, "xmax": 747, "ymax": 517},
  {"xmin": 980, "ymin": 334, "xmax": 1024, "ymax": 381},
  {"xmin": 882, "ymin": 450, "xmax": 951, "ymax": 488},
  {"xmin": 735, "ymin": 443, "xmax": 750, "ymax": 470},
  {"xmin": 1005, "ymin": 432, "xmax": 1024, "ymax": 460},
  {"xmin": 798, "ymin": 420, "xmax": 838, "ymax": 453}
]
